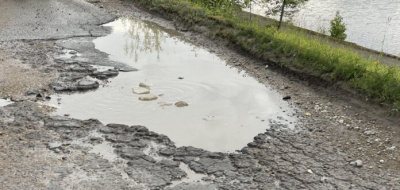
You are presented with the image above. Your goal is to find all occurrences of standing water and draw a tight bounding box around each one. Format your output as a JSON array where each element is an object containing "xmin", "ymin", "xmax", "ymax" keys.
[
  {"xmin": 245, "ymin": 0, "xmax": 400, "ymax": 56},
  {"xmin": 50, "ymin": 18, "xmax": 296, "ymax": 152}
]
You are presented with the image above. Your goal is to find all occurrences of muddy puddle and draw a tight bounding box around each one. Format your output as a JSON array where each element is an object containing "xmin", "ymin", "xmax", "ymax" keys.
[{"xmin": 49, "ymin": 18, "xmax": 297, "ymax": 152}]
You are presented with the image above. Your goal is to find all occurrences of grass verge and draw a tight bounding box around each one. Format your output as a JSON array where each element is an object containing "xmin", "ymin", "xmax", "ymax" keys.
[{"xmin": 135, "ymin": 0, "xmax": 400, "ymax": 113}]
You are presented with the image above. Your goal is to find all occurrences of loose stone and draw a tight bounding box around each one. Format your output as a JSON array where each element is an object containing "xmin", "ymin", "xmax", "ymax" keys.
[
  {"xmin": 158, "ymin": 102, "xmax": 173, "ymax": 107},
  {"xmin": 350, "ymin": 160, "xmax": 363, "ymax": 167},
  {"xmin": 364, "ymin": 130, "xmax": 376, "ymax": 136},
  {"xmin": 139, "ymin": 94, "xmax": 158, "ymax": 101},
  {"xmin": 175, "ymin": 101, "xmax": 189, "ymax": 107},
  {"xmin": 132, "ymin": 87, "xmax": 150, "ymax": 94},
  {"xmin": 139, "ymin": 82, "xmax": 151, "ymax": 89}
]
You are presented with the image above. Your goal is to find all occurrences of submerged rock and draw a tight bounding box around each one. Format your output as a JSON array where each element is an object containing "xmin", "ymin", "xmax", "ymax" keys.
[
  {"xmin": 139, "ymin": 82, "xmax": 151, "ymax": 90},
  {"xmin": 158, "ymin": 102, "xmax": 173, "ymax": 107},
  {"xmin": 132, "ymin": 87, "xmax": 150, "ymax": 95},
  {"xmin": 139, "ymin": 94, "xmax": 158, "ymax": 101},
  {"xmin": 175, "ymin": 101, "xmax": 188, "ymax": 107}
]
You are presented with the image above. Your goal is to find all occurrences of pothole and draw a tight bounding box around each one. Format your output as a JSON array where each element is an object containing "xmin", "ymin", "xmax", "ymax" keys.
[{"xmin": 49, "ymin": 17, "xmax": 298, "ymax": 152}]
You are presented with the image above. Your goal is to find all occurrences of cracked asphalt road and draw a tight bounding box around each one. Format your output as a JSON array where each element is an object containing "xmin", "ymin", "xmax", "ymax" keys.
[
  {"xmin": 2, "ymin": 0, "xmax": 400, "ymax": 189},
  {"xmin": 0, "ymin": 0, "xmax": 115, "ymax": 41}
]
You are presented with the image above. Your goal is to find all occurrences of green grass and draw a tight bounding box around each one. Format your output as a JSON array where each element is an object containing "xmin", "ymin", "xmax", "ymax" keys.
[{"xmin": 135, "ymin": 0, "xmax": 400, "ymax": 113}]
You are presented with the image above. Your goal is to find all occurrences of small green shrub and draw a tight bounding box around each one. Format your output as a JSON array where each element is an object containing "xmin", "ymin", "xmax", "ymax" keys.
[{"xmin": 330, "ymin": 11, "xmax": 347, "ymax": 40}]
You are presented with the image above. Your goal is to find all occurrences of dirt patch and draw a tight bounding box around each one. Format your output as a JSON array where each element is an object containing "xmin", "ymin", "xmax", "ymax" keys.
[
  {"xmin": 0, "ymin": 51, "xmax": 55, "ymax": 99},
  {"xmin": 2, "ymin": 100, "xmax": 399, "ymax": 189}
]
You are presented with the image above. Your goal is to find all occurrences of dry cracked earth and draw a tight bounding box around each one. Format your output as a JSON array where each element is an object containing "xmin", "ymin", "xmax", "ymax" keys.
[{"xmin": 1, "ymin": 0, "xmax": 400, "ymax": 189}]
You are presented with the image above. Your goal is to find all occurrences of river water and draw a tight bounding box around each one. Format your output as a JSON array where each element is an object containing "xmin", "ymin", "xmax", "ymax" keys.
[
  {"xmin": 50, "ymin": 18, "xmax": 297, "ymax": 152},
  {"xmin": 245, "ymin": 0, "xmax": 400, "ymax": 56}
]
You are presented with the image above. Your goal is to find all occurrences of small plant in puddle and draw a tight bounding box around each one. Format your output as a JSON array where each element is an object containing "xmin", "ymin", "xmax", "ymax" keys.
[{"xmin": 330, "ymin": 11, "xmax": 347, "ymax": 40}]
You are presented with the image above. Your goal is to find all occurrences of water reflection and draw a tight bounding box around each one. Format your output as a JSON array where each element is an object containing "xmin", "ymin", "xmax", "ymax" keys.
[
  {"xmin": 121, "ymin": 18, "xmax": 165, "ymax": 62},
  {"xmin": 95, "ymin": 18, "xmax": 197, "ymax": 66}
]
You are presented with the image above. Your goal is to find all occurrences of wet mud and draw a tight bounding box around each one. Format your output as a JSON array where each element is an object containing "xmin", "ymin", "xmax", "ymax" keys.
[{"xmin": 1, "ymin": 100, "xmax": 399, "ymax": 189}]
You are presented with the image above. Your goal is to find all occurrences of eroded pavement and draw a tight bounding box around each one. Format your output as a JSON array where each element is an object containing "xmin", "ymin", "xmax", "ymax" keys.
[
  {"xmin": 2, "ymin": 101, "xmax": 398, "ymax": 189},
  {"xmin": 1, "ymin": 0, "xmax": 400, "ymax": 189}
]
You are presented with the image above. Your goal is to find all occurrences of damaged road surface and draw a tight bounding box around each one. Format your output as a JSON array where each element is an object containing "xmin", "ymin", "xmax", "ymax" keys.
[
  {"xmin": 3, "ymin": 102, "xmax": 399, "ymax": 189},
  {"xmin": 0, "ymin": 0, "xmax": 115, "ymax": 40},
  {"xmin": 1, "ymin": 0, "xmax": 400, "ymax": 189},
  {"xmin": 49, "ymin": 18, "xmax": 297, "ymax": 152}
]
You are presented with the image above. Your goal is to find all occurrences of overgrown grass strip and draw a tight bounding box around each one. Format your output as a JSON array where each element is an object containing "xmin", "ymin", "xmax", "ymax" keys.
[{"xmin": 136, "ymin": 0, "xmax": 400, "ymax": 112}]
